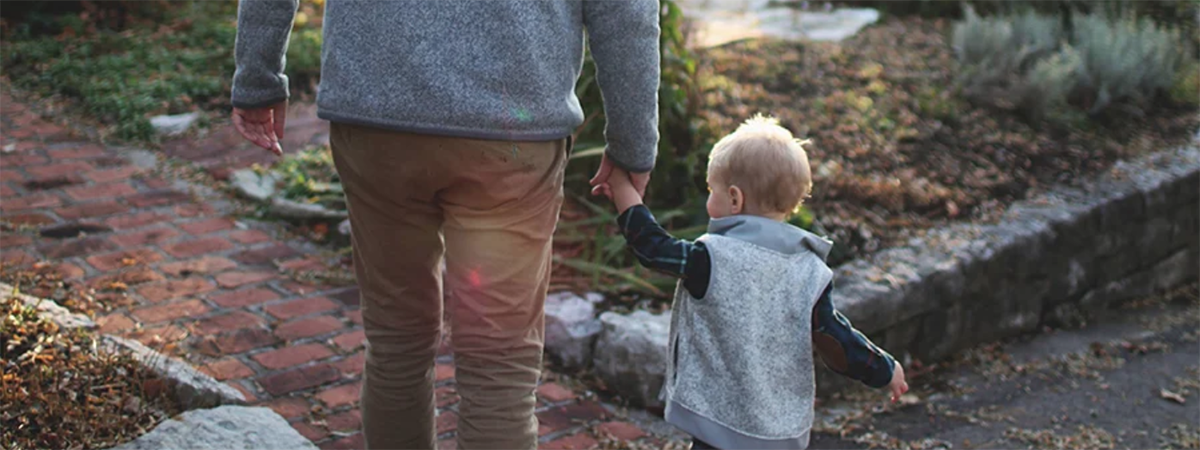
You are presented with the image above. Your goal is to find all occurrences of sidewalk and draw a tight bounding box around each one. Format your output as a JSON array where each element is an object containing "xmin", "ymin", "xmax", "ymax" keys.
[{"xmin": 0, "ymin": 91, "xmax": 664, "ymax": 450}]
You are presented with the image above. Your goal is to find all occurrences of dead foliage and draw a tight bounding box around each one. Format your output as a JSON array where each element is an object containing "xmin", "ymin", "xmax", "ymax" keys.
[
  {"xmin": 699, "ymin": 17, "xmax": 1199, "ymax": 261},
  {"xmin": 0, "ymin": 292, "xmax": 182, "ymax": 449}
]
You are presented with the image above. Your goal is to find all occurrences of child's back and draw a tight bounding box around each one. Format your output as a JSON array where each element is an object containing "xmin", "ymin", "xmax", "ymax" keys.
[
  {"xmin": 664, "ymin": 220, "xmax": 834, "ymax": 449},
  {"xmin": 598, "ymin": 114, "xmax": 907, "ymax": 450}
]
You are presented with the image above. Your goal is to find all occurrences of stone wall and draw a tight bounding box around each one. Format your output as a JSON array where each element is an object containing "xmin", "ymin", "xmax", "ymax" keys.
[
  {"xmin": 835, "ymin": 143, "xmax": 1199, "ymax": 363},
  {"xmin": 550, "ymin": 140, "xmax": 1200, "ymax": 406}
]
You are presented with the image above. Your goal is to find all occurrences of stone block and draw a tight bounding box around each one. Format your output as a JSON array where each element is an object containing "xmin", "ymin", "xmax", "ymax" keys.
[
  {"xmin": 592, "ymin": 310, "xmax": 670, "ymax": 408},
  {"xmin": 102, "ymin": 336, "xmax": 246, "ymax": 409},
  {"xmin": 544, "ymin": 292, "xmax": 602, "ymax": 370},
  {"xmin": 108, "ymin": 406, "xmax": 316, "ymax": 450}
]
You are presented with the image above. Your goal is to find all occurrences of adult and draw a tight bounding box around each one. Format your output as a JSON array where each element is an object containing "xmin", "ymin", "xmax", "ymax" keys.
[{"xmin": 230, "ymin": 1, "xmax": 660, "ymax": 449}]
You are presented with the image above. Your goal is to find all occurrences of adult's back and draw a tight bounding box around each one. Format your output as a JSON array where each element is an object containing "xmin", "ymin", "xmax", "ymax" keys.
[
  {"xmin": 234, "ymin": 0, "xmax": 661, "ymax": 172},
  {"xmin": 231, "ymin": 2, "xmax": 662, "ymax": 449}
]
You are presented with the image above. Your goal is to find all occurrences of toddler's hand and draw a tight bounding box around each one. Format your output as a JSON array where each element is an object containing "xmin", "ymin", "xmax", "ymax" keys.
[
  {"xmin": 606, "ymin": 167, "xmax": 643, "ymax": 213},
  {"xmin": 609, "ymin": 167, "xmax": 634, "ymax": 192},
  {"xmin": 887, "ymin": 362, "xmax": 908, "ymax": 403}
]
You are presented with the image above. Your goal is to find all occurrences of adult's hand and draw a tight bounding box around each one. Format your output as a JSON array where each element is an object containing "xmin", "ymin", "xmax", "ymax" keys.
[
  {"xmin": 232, "ymin": 101, "xmax": 288, "ymax": 156},
  {"xmin": 589, "ymin": 153, "xmax": 650, "ymax": 198}
]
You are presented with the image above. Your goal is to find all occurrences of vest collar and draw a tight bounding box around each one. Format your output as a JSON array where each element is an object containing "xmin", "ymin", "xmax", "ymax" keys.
[{"xmin": 707, "ymin": 214, "xmax": 833, "ymax": 261}]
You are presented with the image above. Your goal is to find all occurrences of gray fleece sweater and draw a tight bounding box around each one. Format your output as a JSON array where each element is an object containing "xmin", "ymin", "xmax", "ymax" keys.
[{"xmin": 232, "ymin": 0, "xmax": 662, "ymax": 172}]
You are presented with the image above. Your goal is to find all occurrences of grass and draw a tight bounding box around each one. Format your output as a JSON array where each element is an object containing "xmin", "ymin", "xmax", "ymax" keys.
[{"xmin": 0, "ymin": 1, "xmax": 325, "ymax": 142}]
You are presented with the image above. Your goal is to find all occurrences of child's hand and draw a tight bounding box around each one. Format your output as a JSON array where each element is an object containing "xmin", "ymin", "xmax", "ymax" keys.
[
  {"xmin": 606, "ymin": 167, "xmax": 643, "ymax": 214},
  {"xmin": 608, "ymin": 167, "xmax": 634, "ymax": 192},
  {"xmin": 887, "ymin": 362, "xmax": 908, "ymax": 403}
]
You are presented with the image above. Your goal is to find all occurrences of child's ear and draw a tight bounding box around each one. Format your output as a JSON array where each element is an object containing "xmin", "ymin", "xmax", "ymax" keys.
[{"xmin": 729, "ymin": 185, "xmax": 744, "ymax": 215}]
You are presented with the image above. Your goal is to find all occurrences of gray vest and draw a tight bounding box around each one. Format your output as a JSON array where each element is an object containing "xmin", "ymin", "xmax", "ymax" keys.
[{"xmin": 663, "ymin": 233, "xmax": 833, "ymax": 450}]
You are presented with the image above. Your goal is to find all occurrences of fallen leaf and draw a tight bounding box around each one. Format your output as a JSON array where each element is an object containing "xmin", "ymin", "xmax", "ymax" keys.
[{"xmin": 1161, "ymin": 388, "xmax": 1186, "ymax": 404}]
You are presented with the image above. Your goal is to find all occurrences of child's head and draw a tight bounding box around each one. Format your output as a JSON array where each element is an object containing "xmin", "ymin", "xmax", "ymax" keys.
[{"xmin": 706, "ymin": 114, "xmax": 812, "ymax": 220}]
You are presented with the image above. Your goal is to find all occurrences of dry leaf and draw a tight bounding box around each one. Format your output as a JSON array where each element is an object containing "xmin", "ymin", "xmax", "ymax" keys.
[{"xmin": 1161, "ymin": 388, "xmax": 1187, "ymax": 404}]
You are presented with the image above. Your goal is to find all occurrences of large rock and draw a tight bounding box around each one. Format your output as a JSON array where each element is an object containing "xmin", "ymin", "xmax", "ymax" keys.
[
  {"xmin": 109, "ymin": 406, "xmax": 317, "ymax": 450},
  {"xmin": 675, "ymin": 0, "xmax": 880, "ymax": 48},
  {"xmin": 150, "ymin": 112, "xmax": 201, "ymax": 137},
  {"xmin": 269, "ymin": 197, "xmax": 348, "ymax": 220},
  {"xmin": 229, "ymin": 169, "xmax": 278, "ymax": 202},
  {"xmin": 544, "ymin": 292, "xmax": 602, "ymax": 369},
  {"xmin": 593, "ymin": 310, "xmax": 671, "ymax": 408}
]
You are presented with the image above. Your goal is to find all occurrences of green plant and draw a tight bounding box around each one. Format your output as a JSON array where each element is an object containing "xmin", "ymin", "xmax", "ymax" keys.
[
  {"xmin": 570, "ymin": 0, "xmax": 708, "ymax": 214},
  {"xmin": 557, "ymin": 0, "xmax": 719, "ymax": 296},
  {"xmin": 953, "ymin": 7, "xmax": 1068, "ymax": 118},
  {"xmin": 1071, "ymin": 13, "xmax": 1187, "ymax": 114},
  {"xmin": 286, "ymin": 28, "xmax": 324, "ymax": 92},
  {"xmin": 952, "ymin": 6, "xmax": 1196, "ymax": 121},
  {"xmin": 266, "ymin": 145, "xmax": 343, "ymax": 210},
  {"xmin": 0, "ymin": 1, "xmax": 321, "ymax": 142},
  {"xmin": 2, "ymin": 5, "xmax": 237, "ymax": 140},
  {"xmin": 1170, "ymin": 61, "xmax": 1200, "ymax": 107}
]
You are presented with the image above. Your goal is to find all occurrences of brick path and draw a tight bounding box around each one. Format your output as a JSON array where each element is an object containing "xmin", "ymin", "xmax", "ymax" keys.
[{"xmin": 0, "ymin": 92, "xmax": 669, "ymax": 449}]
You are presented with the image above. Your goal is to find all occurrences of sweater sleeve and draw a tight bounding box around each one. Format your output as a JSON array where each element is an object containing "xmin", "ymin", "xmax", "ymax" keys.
[
  {"xmin": 811, "ymin": 283, "xmax": 897, "ymax": 388},
  {"xmin": 616, "ymin": 205, "xmax": 711, "ymax": 298},
  {"xmin": 231, "ymin": 0, "xmax": 299, "ymax": 109},
  {"xmin": 582, "ymin": 0, "xmax": 661, "ymax": 173}
]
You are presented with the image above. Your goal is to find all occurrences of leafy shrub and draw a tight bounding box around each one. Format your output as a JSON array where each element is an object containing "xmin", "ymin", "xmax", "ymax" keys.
[
  {"xmin": 570, "ymin": 0, "xmax": 709, "ymax": 215},
  {"xmin": 1071, "ymin": 13, "xmax": 1187, "ymax": 113},
  {"xmin": 286, "ymin": 28, "xmax": 324, "ymax": 92},
  {"xmin": 266, "ymin": 145, "xmax": 344, "ymax": 211},
  {"xmin": 952, "ymin": 6, "xmax": 1196, "ymax": 121}
]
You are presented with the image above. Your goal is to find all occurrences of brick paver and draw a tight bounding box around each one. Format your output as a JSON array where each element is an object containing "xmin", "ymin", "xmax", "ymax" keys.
[{"xmin": 0, "ymin": 92, "xmax": 664, "ymax": 449}]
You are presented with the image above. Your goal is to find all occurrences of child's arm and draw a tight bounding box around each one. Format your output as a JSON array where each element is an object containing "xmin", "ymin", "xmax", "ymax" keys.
[
  {"xmin": 811, "ymin": 283, "xmax": 908, "ymax": 401},
  {"xmin": 607, "ymin": 169, "xmax": 711, "ymax": 298}
]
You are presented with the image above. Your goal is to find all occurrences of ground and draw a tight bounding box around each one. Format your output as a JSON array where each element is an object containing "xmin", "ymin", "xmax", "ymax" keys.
[
  {"xmin": 810, "ymin": 285, "xmax": 1200, "ymax": 450},
  {"xmin": 0, "ymin": 90, "xmax": 669, "ymax": 450},
  {"xmin": 699, "ymin": 18, "xmax": 1199, "ymax": 266},
  {"xmin": 3, "ymin": 84, "xmax": 1199, "ymax": 449}
]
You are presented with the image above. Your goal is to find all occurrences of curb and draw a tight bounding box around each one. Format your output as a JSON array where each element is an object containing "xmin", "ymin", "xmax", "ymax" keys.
[
  {"xmin": 1, "ymin": 282, "xmax": 246, "ymax": 408},
  {"xmin": 550, "ymin": 137, "xmax": 1200, "ymax": 402},
  {"xmin": 833, "ymin": 140, "xmax": 1199, "ymax": 362}
]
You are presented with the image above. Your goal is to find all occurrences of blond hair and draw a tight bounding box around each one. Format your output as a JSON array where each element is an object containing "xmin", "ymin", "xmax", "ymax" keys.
[{"xmin": 707, "ymin": 114, "xmax": 812, "ymax": 214}]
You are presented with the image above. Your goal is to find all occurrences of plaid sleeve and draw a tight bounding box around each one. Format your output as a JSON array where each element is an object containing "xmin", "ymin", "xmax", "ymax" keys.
[
  {"xmin": 811, "ymin": 283, "xmax": 897, "ymax": 388},
  {"xmin": 616, "ymin": 205, "xmax": 711, "ymax": 298}
]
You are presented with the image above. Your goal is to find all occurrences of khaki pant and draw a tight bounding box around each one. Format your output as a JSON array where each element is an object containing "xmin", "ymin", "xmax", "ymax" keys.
[{"xmin": 331, "ymin": 123, "xmax": 568, "ymax": 450}]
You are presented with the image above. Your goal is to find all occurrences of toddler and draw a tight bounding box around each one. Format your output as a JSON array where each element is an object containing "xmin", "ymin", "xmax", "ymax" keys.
[{"xmin": 599, "ymin": 115, "xmax": 908, "ymax": 450}]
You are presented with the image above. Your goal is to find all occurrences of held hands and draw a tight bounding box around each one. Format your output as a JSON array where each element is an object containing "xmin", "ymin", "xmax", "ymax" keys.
[
  {"xmin": 589, "ymin": 153, "xmax": 650, "ymax": 202},
  {"xmin": 887, "ymin": 362, "xmax": 909, "ymax": 403},
  {"xmin": 594, "ymin": 166, "xmax": 644, "ymax": 214}
]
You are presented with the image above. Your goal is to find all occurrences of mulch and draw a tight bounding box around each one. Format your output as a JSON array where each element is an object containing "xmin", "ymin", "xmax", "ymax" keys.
[
  {"xmin": 698, "ymin": 16, "xmax": 1199, "ymax": 265},
  {"xmin": 1, "ymin": 282, "xmax": 182, "ymax": 450}
]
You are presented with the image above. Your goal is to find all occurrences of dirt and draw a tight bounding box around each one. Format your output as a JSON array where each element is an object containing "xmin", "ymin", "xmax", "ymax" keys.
[
  {"xmin": 809, "ymin": 284, "xmax": 1200, "ymax": 450},
  {"xmin": 697, "ymin": 16, "xmax": 1199, "ymax": 265}
]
